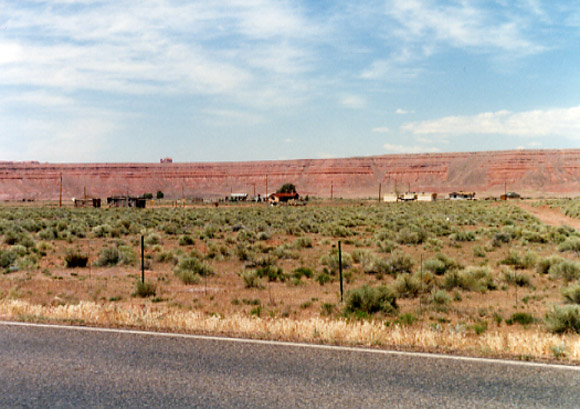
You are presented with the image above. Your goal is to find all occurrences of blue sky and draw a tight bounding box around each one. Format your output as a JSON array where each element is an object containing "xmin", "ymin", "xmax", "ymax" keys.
[{"xmin": 1, "ymin": 0, "xmax": 580, "ymax": 163}]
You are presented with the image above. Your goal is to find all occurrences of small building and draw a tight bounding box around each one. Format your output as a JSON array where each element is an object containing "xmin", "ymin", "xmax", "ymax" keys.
[
  {"xmin": 449, "ymin": 191, "xmax": 476, "ymax": 200},
  {"xmin": 383, "ymin": 194, "xmax": 399, "ymax": 202},
  {"xmin": 229, "ymin": 193, "xmax": 248, "ymax": 202},
  {"xmin": 73, "ymin": 198, "xmax": 101, "ymax": 208},
  {"xmin": 417, "ymin": 192, "xmax": 438, "ymax": 202},
  {"xmin": 160, "ymin": 157, "xmax": 173, "ymax": 164},
  {"xmin": 107, "ymin": 196, "xmax": 147, "ymax": 208}
]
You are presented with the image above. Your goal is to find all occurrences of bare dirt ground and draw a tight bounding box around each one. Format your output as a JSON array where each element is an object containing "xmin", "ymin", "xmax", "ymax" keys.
[{"xmin": 515, "ymin": 202, "xmax": 580, "ymax": 230}]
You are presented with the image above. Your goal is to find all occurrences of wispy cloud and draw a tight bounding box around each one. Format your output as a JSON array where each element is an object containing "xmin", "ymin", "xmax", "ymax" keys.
[
  {"xmin": 340, "ymin": 95, "xmax": 366, "ymax": 109},
  {"xmin": 396, "ymin": 108, "xmax": 414, "ymax": 115},
  {"xmin": 202, "ymin": 109, "xmax": 264, "ymax": 126},
  {"xmin": 386, "ymin": 0, "xmax": 544, "ymax": 55},
  {"xmin": 372, "ymin": 127, "xmax": 390, "ymax": 133},
  {"xmin": 401, "ymin": 106, "xmax": 580, "ymax": 138}
]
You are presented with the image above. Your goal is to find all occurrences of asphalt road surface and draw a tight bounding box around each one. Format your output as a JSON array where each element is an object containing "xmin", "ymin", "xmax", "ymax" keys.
[{"xmin": 1, "ymin": 322, "xmax": 579, "ymax": 408}]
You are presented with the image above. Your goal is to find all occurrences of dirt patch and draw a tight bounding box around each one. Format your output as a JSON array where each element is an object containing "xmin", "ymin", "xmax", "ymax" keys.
[{"xmin": 515, "ymin": 202, "xmax": 580, "ymax": 230}]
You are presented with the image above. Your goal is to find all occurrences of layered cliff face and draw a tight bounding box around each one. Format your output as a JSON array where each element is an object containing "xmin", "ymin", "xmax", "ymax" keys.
[{"xmin": 2, "ymin": 149, "xmax": 580, "ymax": 201}]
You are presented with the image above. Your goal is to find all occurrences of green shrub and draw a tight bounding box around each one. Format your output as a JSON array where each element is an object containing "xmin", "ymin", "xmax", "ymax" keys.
[
  {"xmin": 319, "ymin": 250, "xmax": 353, "ymax": 273},
  {"xmin": 134, "ymin": 280, "xmax": 156, "ymax": 297},
  {"xmin": 95, "ymin": 245, "xmax": 136, "ymax": 267},
  {"xmin": 451, "ymin": 230, "xmax": 475, "ymax": 242},
  {"xmin": 562, "ymin": 284, "xmax": 580, "ymax": 304},
  {"xmin": 293, "ymin": 267, "xmax": 314, "ymax": 279},
  {"xmin": 144, "ymin": 233, "xmax": 161, "ymax": 245},
  {"xmin": 240, "ymin": 270, "xmax": 263, "ymax": 289},
  {"xmin": 502, "ymin": 268, "xmax": 531, "ymax": 287},
  {"xmin": 392, "ymin": 273, "xmax": 421, "ymax": 298},
  {"xmin": 558, "ymin": 238, "xmax": 580, "ymax": 252},
  {"xmin": 357, "ymin": 251, "xmax": 389, "ymax": 276},
  {"xmin": 292, "ymin": 237, "xmax": 313, "ymax": 249},
  {"xmin": 500, "ymin": 250, "xmax": 537, "ymax": 270},
  {"xmin": 315, "ymin": 271, "xmax": 331, "ymax": 285},
  {"xmin": 178, "ymin": 235, "xmax": 195, "ymax": 246},
  {"xmin": 385, "ymin": 251, "xmax": 414, "ymax": 275},
  {"xmin": 545, "ymin": 305, "xmax": 580, "ymax": 334},
  {"xmin": 174, "ymin": 257, "xmax": 213, "ymax": 284},
  {"xmin": 396, "ymin": 312, "xmax": 418, "ymax": 326},
  {"xmin": 491, "ymin": 231, "xmax": 511, "ymax": 247},
  {"xmin": 156, "ymin": 250, "xmax": 176, "ymax": 264},
  {"xmin": 506, "ymin": 312, "xmax": 536, "ymax": 326},
  {"xmin": 536, "ymin": 255, "xmax": 565, "ymax": 274},
  {"xmin": 344, "ymin": 285, "xmax": 397, "ymax": 316},
  {"xmin": 422, "ymin": 258, "xmax": 446, "ymax": 275},
  {"xmin": 442, "ymin": 266, "xmax": 496, "ymax": 292},
  {"xmin": 431, "ymin": 290, "xmax": 451, "ymax": 305},
  {"xmin": 0, "ymin": 250, "xmax": 16, "ymax": 269},
  {"xmin": 549, "ymin": 260, "xmax": 580, "ymax": 282},
  {"xmin": 473, "ymin": 321, "xmax": 488, "ymax": 335},
  {"xmin": 377, "ymin": 240, "xmax": 398, "ymax": 253},
  {"xmin": 396, "ymin": 228, "xmax": 427, "ymax": 245},
  {"xmin": 256, "ymin": 265, "xmax": 286, "ymax": 282},
  {"xmin": 473, "ymin": 245, "xmax": 486, "ymax": 258},
  {"xmin": 64, "ymin": 252, "xmax": 89, "ymax": 268},
  {"xmin": 321, "ymin": 302, "xmax": 334, "ymax": 316}
]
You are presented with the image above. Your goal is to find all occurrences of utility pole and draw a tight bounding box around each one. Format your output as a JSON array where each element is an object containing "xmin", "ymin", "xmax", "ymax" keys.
[
  {"xmin": 266, "ymin": 175, "xmax": 268, "ymax": 198},
  {"xmin": 331, "ymin": 181, "xmax": 334, "ymax": 200},
  {"xmin": 378, "ymin": 183, "xmax": 382, "ymax": 203},
  {"xmin": 59, "ymin": 173, "xmax": 62, "ymax": 208}
]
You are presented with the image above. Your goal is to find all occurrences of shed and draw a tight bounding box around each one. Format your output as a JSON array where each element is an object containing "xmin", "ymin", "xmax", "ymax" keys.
[
  {"xmin": 107, "ymin": 196, "xmax": 147, "ymax": 208},
  {"xmin": 73, "ymin": 198, "xmax": 101, "ymax": 208}
]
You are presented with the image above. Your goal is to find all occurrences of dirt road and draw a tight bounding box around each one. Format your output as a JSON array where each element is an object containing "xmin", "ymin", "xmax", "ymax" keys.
[{"xmin": 515, "ymin": 202, "xmax": 580, "ymax": 229}]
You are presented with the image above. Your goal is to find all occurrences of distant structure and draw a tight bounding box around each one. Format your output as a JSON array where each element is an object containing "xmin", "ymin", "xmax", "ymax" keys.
[
  {"xmin": 449, "ymin": 191, "xmax": 476, "ymax": 200},
  {"xmin": 160, "ymin": 157, "xmax": 173, "ymax": 164},
  {"xmin": 73, "ymin": 198, "xmax": 101, "ymax": 208},
  {"xmin": 383, "ymin": 192, "xmax": 437, "ymax": 202},
  {"xmin": 229, "ymin": 193, "xmax": 248, "ymax": 202},
  {"xmin": 268, "ymin": 192, "xmax": 300, "ymax": 204},
  {"xmin": 107, "ymin": 196, "xmax": 147, "ymax": 208},
  {"xmin": 500, "ymin": 192, "xmax": 521, "ymax": 200}
]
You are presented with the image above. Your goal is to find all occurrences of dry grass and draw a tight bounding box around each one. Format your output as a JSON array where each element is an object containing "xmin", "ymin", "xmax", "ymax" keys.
[{"xmin": 2, "ymin": 299, "xmax": 579, "ymax": 362}]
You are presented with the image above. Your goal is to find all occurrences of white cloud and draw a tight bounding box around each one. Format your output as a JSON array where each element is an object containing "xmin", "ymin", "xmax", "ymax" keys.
[
  {"xmin": 0, "ymin": 114, "xmax": 117, "ymax": 162},
  {"xmin": 284, "ymin": 138, "xmax": 293, "ymax": 143},
  {"xmin": 0, "ymin": 0, "xmax": 318, "ymax": 107},
  {"xmin": 340, "ymin": 95, "xmax": 366, "ymax": 109},
  {"xmin": 386, "ymin": 0, "xmax": 543, "ymax": 55},
  {"xmin": 401, "ymin": 106, "xmax": 580, "ymax": 138},
  {"xmin": 372, "ymin": 127, "xmax": 390, "ymax": 133},
  {"xmin": 0, "ymin": 42, "xmax": 24, "ymax": 64},
  {"xmin": 202, "ymin": 108, "xmax": 264, "ymax": 126},
  {"xmin": 384, "ymin": 143, "xmax": 440, "ymax": 154},
  {"xmin": 396, "ymin": 108, "xmax": 414, "ymax": 115}
]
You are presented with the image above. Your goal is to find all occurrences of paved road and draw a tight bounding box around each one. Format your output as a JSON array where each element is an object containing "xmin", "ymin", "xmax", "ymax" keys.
[{"xmin": 1, "ymin": 322, "xmax": 579, "ymax": 408}]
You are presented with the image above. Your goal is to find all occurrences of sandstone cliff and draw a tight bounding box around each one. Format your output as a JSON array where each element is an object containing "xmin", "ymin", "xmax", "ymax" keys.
[{"xmin": 2, "ymin": 149, "xmax": 580, "ymax": 201}]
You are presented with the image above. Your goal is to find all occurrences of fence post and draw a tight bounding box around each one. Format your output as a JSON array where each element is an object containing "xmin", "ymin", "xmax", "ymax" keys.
[
  {"xmin": 339, "ymin": 240, "xmax": 343, "ymax": 303},
  {"xmin": 141, "ymin": 235, "xmax": 145, "ymax": 284}
]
